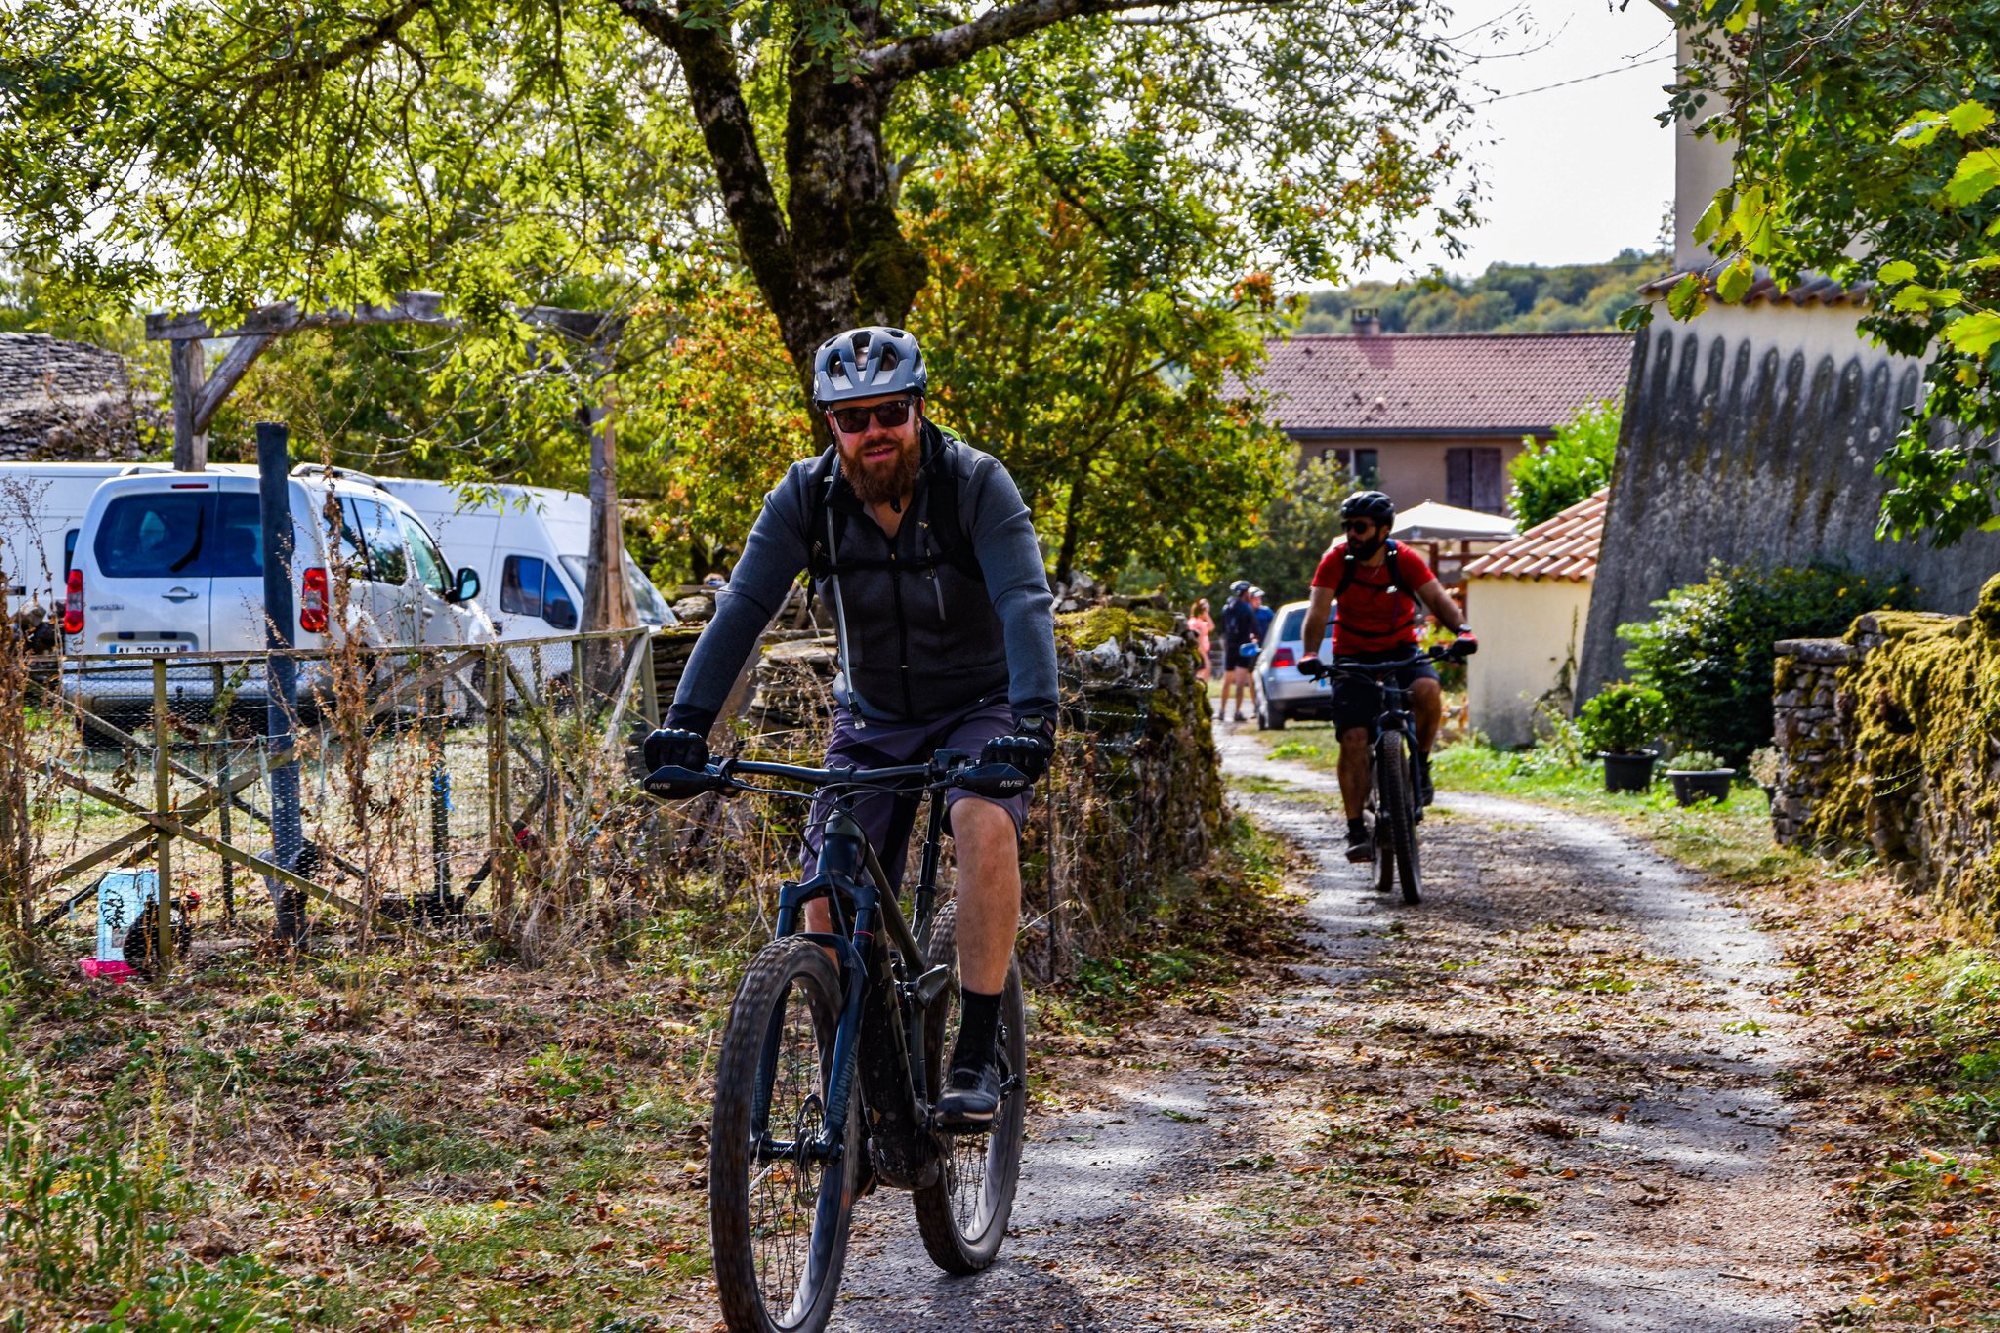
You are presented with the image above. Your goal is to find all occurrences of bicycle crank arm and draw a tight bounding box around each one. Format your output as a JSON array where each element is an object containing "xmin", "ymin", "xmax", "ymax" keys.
[{"xmin": 754, "ymin": 1135, "xmax": 843, "ymax": 1164}]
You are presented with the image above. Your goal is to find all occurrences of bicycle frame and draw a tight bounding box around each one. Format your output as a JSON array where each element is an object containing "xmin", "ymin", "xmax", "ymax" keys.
[{"xmin": 686, "ymin": 750, "xmax": 991, "ymax": 1184}]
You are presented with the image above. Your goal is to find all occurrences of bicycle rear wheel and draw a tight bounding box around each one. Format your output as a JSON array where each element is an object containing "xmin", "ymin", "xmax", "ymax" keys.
[
  {"xmin": 912, "ymin": 901, "xmax": 1028, "ymax": 1275},
  {"xmin": 1375, "ymin": 732, "xmax": 1421, "ymax": 904},
  {"xmin": 709, "ymin": 937, "xmax": 858, "ymax": 1333}
]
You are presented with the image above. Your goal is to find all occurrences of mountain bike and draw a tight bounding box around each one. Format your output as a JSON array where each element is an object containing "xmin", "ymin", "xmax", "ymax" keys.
[
  {"xmin": 645, "ymin": 749, "xmax": 1031, "ymax": 1333},
  {"xmin": 1308, "ymin": 647, "xmax": 1454, "ymax": 906}
]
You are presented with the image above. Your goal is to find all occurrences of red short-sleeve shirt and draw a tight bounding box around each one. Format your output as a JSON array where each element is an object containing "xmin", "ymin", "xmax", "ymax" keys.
[{"xmin": 1310, "ymin": 541, "xmax": 1435, "ymax": 655}]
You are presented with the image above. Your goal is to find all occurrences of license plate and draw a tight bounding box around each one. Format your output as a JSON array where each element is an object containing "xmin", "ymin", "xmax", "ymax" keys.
[{"xmin": 109, "ymin": 642, "xmax": 192, "ymax": 655}]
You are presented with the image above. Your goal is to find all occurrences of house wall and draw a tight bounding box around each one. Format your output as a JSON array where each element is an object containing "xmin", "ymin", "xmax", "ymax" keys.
[
  {"xmin": 1578, "ymin": 311, "xmax": 2000, "ymax": 698},
  {"xmin": 1296, "ymin": 434, "xmax": 1533, "ymax": 515},
  {"xmin": 1465, "ymin": 577, "xmax": 1592, "ymax": 749}
]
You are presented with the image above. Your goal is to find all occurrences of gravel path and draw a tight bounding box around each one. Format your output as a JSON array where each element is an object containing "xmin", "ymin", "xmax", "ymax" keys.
[{"xmin": 821, "ymin": 730, "xmax": 1846, "ymax": 1330}]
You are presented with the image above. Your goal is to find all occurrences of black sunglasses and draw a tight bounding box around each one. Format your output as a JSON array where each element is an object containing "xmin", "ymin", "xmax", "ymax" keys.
[
  {"xmin": 1342, "ymin": 519, "xmax": 1376, "ymax": 533},
  {"xmin": 828, "ymin": 398, "xmax": 915, "ymax": 434}
]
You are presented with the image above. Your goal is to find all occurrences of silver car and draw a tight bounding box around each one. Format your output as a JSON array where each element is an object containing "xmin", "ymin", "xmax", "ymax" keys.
[{"xmin": 1251, "ymin": 599, "xmax": 1334, "ymax": 730}]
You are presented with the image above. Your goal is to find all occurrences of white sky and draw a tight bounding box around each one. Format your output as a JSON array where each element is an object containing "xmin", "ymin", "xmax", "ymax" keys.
[{"xmin": 1355, "ymin": 0, "xmax": 1678, "ymax": 284}]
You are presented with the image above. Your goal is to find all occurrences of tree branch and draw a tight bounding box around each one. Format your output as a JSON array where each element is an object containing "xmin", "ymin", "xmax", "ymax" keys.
[
  {"xmin": 615, "ymin": 0, "xmax": 799, "ymax": 330},
  {"xmin": 860, "ymin": 0, "xmax": 1238, "ymax": 83}
]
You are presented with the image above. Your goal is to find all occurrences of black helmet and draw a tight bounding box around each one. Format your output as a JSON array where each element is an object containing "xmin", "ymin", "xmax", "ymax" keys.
[
  {"xmin": 812, "ymin": 326, "xmax": 928, "ymax": 408},
  {"xmin": 1228, "ymin": 579, "xmax": 1251, "ymax": 595},
  {"xmin": 1340, "ymin": 490, "xmax": 1395, "ymax": 525}
]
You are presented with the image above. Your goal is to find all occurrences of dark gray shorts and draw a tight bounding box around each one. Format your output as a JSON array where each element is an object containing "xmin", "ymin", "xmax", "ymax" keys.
[{"xmin": 801, "ymin": 700, "xmax": 1030, "ymax": 892}]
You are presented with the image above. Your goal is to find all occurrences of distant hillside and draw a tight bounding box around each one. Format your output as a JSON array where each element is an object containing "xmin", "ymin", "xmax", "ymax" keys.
[{"xmin": 1297, "ymin": 250, "xmax": 1668, "ymax": 336}]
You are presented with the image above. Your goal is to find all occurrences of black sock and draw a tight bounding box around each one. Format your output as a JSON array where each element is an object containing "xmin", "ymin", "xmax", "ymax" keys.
[
  {"xmin": 1347, "ymin": 817, "xmax": 1367, "ymax": 838},
  {"xmin": 951, "ymin": 987, "xmax": 1003, "ymax": 1075}
]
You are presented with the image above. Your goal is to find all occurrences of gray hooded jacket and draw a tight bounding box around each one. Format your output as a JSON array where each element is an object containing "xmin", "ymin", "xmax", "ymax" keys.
[{"xmin": 666, "ymin": 422, "xmax": 1058, "ymax": 736}]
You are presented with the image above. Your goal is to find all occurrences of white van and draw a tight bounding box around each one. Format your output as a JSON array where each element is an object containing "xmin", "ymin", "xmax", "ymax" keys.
[
  {"xmin": 370, "ymin": 478, "xmax": 676, "ymax": 636},
  {"xmin": 0, "ymin": 461, "xmax": 172, "ymax": 614},
  {"xmin": 63, "ymin": 469, "xmax": 494, "ymax": 728}
]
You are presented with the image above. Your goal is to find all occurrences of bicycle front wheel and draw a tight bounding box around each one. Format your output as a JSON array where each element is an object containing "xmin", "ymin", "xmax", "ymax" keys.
[
  {"xmin": 912, "ymin": 901, "xmax": 1028, "ymax": 1274},
  {"xmin": 709, "ymin": 936, "xmax": 857, "ymax": 1333},
  {"xmin": 1375, "ymin": 732, "xmax": 1421, "ymax": 904}
]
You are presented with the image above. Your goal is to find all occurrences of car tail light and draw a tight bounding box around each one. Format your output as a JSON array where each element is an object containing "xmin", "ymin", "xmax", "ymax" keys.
[
  {"xmin": 1271, "ymin": 647, "xmax": 1295, "ymax": 669},
  {"xmin": 299, "ymin": 567, "xmax": 329, "ymax": 633},
  {"xmin": 63, "ymin": 569, "xmax": 84, "ymax": 636}
]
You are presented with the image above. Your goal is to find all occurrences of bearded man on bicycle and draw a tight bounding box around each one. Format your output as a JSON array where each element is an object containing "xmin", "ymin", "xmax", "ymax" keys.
[
  {"xmin": 642, "ymin": 326, "xmax": 1058, "ymax": 1130},
  {"xmin": 1296, "ymin": 491, "xmax": 1477, "ymax": 864}
]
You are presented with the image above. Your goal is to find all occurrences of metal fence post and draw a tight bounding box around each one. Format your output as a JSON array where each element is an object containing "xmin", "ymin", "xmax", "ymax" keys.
[
  {"xmin": 212, "ymin": 661, "xmax": 234, "ymax": 924},
  {"xmin": 257, "ymin": 422, "xmax": 305, "ymax": 943},
  {"xmin": 151, "ymin": 656, "xmax": 174, "ymax": 976}
]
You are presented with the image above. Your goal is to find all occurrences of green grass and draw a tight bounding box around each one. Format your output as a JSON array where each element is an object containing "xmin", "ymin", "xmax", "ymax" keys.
[{"xmin": 1250, "ymin": 724, "xmax": 1816, "ymax": 887}]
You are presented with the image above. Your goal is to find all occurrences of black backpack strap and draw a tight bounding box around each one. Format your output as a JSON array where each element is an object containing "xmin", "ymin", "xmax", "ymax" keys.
[
  {"xmin": 918, "ymin": 435, "xmax": 983, "ymax": 583},
  {"xmin": 1334, "ymin": 539, "xmax": 1410, "ymax": 599},
  {"xmin": 805, "ymin": 426, "xmax": 985, "ymax": 583}
]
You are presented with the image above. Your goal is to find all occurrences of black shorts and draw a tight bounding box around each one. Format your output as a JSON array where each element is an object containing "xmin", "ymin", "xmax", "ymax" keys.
[
  {"xmin": 1224, "ymin": 637, "xmax": 1255, "ymax": 670},
  {"xmin": 1331, "ymin": 652, "xmax": 1438, "ymax": 736}
]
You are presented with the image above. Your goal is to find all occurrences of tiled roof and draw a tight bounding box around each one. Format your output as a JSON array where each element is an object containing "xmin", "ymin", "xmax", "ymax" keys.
[
  {"xmin": 1254, "ymin": 332, "xmax": 1632, "ymax": 435},
  {"xmin": 1636, "ymin": 270, "xmax": 1872, "ymax": 307},
  {"xmin": 1462, "ymin": 488, "xmax": 1607, "ymax": 582}
]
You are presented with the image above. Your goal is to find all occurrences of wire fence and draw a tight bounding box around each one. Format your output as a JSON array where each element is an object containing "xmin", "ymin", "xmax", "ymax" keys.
[{"xmin": 7, "ymin": 612, "xmax": 1221, "ymax": 985}]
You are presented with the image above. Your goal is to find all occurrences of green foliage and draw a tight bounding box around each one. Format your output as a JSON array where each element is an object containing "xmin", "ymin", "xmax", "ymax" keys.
[
  {"xmin": 1224, "ymin": 455, "xmax": 1353, "ymax": 608},
  {"xmin": 1665, "ymin": 3, "xmax": 2000, "ymax": 545},
  {"xmin": 1576, "ymin": 682, "xmax": 1666, "ymax": 756},
  {"xmin": 903, "ymin": 77, "xmax": 1295, "ymax": 585},
  {"xmin": 1297, "ymin": 252, "xmax": 1666, "ymax": 335},
  {"xmin": 1507, "ymin": 400, "xmax": 1620, "ymax": 532},
  {"xmin": 1665, "ymin": 749, "xmax": 1727, "ymax": 773},
  {"xmin": 0, "ymin": 968, "xmax": 292, "ymax": 1325},
  {"xmin": 1617, "ymin": 562, "xmax": 1912, "ymax": 764}
]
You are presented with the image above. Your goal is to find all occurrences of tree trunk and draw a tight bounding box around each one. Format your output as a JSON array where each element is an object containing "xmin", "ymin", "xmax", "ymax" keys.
[
  {"xmin": 624, "ymin": 3, "xmax": 931, "ymax": 394},
  {"xmin": 1054, "ymin": 473, "xmax": 1088, "ymax": 588}
]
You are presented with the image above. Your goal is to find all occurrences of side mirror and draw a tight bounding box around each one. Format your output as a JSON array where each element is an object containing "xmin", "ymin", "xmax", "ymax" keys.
[{"xmin": 453, "ymin": 567, "xmax": 481, "ymax": 603}]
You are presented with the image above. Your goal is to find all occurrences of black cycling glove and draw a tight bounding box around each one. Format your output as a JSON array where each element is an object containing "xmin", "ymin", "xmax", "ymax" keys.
[
  {"xmin": 643, "ymin": 727, "xmax": 709, "ymax": 774},
  {"xmin": 980, "ymin": 713, "xmax": 1055, "ymax": 783}
]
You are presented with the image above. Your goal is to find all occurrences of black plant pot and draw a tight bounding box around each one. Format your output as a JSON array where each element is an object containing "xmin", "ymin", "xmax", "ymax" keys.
[
  {"xmin": 1599, "ymin": 750, "xmax": 1657, "ymax": 793},
  {"xmin": 1666, "ymin": 769, "xmax": 1736, "ymax": 806}
]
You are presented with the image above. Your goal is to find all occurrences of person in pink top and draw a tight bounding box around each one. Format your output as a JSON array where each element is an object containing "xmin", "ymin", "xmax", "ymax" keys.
[{"xmin": 1186, "ymin": 598, "xmax": 1213, "ymax": 681}]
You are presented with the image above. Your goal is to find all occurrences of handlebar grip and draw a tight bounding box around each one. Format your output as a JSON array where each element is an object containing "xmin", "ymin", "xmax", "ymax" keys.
[
  {"xmin": 951, "ymin": 762, "xmax": 1032, "ymax": 798},
  {"xmin": 642, "ymin": 764, "xmax": 723, "ymax": 799}
]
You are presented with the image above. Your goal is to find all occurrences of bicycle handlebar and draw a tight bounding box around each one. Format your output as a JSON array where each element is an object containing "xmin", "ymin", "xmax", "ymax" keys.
[
  {"xmin": 1299, "ymin": 644, "xmax": 1454, "ymax": 681},
  {"xmin": 642, "ymin": 747, "xmax": 1033, "ymax": 802}
]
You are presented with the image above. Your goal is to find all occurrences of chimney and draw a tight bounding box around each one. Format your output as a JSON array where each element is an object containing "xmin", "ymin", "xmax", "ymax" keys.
[{"xmin": 1351, "ymin": 307, "xmax": 1382, "ymax": 336}]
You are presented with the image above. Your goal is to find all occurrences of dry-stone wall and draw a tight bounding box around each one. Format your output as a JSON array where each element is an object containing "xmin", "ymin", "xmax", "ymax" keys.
[
  {"xmin": 0, "ymin": 333, "xmax": 143, "ymax": 460},
  {"xmin": 648, "ymin": 602, "xmax": 1226, "ymax": 980},
  {"xmin": 1772, "ymin": 581, "xmax": 2000, "ymax": 930}
]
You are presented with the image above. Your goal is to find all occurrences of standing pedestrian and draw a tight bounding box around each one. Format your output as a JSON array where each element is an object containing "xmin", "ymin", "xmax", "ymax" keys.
[
  {"xmin": 1217, "ymin": 580, "xmax": 1260, "ymax": 722},
  {"xmin": 1186, "ymin": 598, "xmax": 1213, "ymax": 682}
]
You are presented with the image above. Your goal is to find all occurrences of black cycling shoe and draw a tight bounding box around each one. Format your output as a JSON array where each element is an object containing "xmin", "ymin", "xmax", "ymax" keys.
[
  {"xmin": 935, "ymin": 1061, "xmax": 1003, "ymax": 1132},
  {"xmin": 1344, "ymin": 817, "xmax": 1375, "ymax": 864}
]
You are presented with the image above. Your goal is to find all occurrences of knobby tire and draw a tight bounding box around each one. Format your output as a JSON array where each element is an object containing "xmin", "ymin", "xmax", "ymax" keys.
[
  {"xmin": 1375, "ymin": 732, "xmax": 1421, "ymax": 904},
  {"xmin": 911, "ymin": 902, "xmax": 1028, "ymax": 1275},
  {"xmin": 709, "ymin": 937, "xmax": 857, "ymax": 1333}
]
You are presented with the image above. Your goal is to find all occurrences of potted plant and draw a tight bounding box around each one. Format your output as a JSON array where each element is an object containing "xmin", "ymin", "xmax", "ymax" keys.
[
  {"xmin": 1578, "ymin": 683, "xmax": 1666, "ymax": 792},
  {"xmin": 1663, "ymin": 749, "xmax": 1736, "ymax": 806}
]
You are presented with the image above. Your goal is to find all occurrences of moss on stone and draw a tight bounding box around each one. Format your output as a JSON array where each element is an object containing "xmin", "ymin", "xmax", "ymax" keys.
[
  {"xmin": 1057, "ymin": 606, "xmax": 1133, "ymax": 650},
  {"xmin": 1807, "ymin": 596, "xmax": 2000, "ymax": 933}
]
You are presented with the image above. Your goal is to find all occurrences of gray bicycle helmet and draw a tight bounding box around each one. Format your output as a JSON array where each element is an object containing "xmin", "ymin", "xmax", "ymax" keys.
[
  {"xmin": 1229, "ymin": 579, "xmax": 1251, "ymax": 595},
  {"xmin": 812, "ymin": 326, "xmax": 928, "ymax": 408},
  {"xmin": 1340, "ymin": 490, "xmax": 1396, "ymax": 524}
]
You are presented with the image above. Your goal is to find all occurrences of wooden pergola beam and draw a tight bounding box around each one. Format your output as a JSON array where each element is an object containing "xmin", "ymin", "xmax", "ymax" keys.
[{"xmin": 145, "ymin": 292, "xmax": 622, "ymax": 471}]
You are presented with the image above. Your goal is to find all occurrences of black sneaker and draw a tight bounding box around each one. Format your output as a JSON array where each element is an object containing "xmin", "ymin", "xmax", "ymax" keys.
[
  {"xmin": 1344, "ymin": 817, "xmax": 1374, "ymax": 864},
  {"xmin": 1416, "ymin": 750, "xmax": 1435, "ymax": 807},
  {"xmin": 935, "ymin": 1062, "xmax": 1003, "ymax": 1132}
]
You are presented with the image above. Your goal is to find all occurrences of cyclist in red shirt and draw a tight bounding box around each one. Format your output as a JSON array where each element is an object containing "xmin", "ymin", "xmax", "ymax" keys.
[{"xmin": 1296, "ymin": 491, "xmax": 1477, "ymax": 863}]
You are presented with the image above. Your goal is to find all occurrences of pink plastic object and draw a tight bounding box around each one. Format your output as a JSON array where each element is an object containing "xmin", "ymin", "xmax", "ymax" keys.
[{"xmin": 78, "ymin": 958, "xmax": 136, "ymax": 984}]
